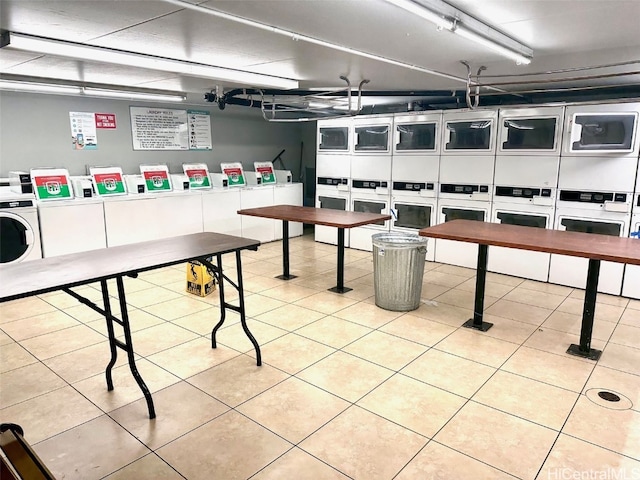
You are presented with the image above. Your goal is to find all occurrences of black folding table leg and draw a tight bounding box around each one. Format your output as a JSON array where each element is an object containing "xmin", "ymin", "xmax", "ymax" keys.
[
  {"xmin": 100, "ymin": 279, "xmax": 118, "ymax": 391},
  {"xmin": 329, "ymin": 227, "xmax": 352, "ymax": 294},
  {"xmin": 236, "ymin": 250, "xmax": 262, "ymax": 365},
  {"xmin": 463, "ymin": 243, "xmax": 493, "ymax": 332},
  {"xmin": 115, "ymin": 276, "xmax": 156, "ymax": 419},
  {"xmin": 276, "ymin": 220, "xmax": 296, "ymax": 280},
  {"xmin": 211, "ymin": 253, "xmax": 226, "ymax": 349},
  {"xmin": 567, "ymin": 258, "xmax": 602, "ymax": 360}
]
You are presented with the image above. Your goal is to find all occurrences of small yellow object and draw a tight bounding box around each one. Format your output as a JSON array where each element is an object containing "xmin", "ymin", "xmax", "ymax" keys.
[{"xmin": 186, "ymin": 260, "xmax": 216, "ymax": 297}]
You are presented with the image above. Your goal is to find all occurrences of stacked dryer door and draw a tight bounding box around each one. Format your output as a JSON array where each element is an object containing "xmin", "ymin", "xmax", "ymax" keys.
[
  {"xmin": 489, "ymin": 106, "xmax": 564, "ymax": 281},
  {"xmin": 316, "ymin": 118, "xmax": 351, "ymax": 246},
  {"xmin": 436, "ymin": 109, "xmax": 497, "ymax": 268},
  {"xmin": 390, "ymin": 112, "xmax": 441, "ymax": 261},
  {"xmin": 349, "ymin": 115, "xmax": 392, "ymax": 251},
  {"xmin": 622, "ymin": 166, "xmax": 640, "ymax": 299},
  {"xmin": 549, "ymin": 102, "xmax": 640, "ymax": 295}
]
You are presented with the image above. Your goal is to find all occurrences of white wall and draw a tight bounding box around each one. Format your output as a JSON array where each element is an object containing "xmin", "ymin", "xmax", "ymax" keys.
[{"xmin": 0, "ymin": 91, "xmax": 303, "ymax": 178}]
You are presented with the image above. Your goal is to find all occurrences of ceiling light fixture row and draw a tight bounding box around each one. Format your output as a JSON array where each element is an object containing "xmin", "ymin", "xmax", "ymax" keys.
[
  {"xmin": 385, "ymin": 0, "xmax": 533, "ymax": 65},
  {"xmin": 0, "ymin": 79, "xmax": 187, "ymax": 102}
]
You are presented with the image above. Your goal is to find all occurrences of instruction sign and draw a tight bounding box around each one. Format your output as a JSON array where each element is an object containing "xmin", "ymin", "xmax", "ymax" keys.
[
  {"xmin": 69, "ymin": 112, "xmax": 98, "ymax": 150},
  {"xmin": 254, "ymin": 162, "xmax": 276, "ymax": 185},
  {"xmin": 140, "ymin": 165, "xmax": 172, "ymax": 192},
  {"xmin": 31, "ymin": 168, "xmax": 73, "ymax": 201},
  {"xmin": 90, "ymin": 167, "xmax": 127, "ymax": 196},
  {"xmin": 183, "ymin": 163, "xmax": 211, "ymax": 189},
  {"xmin": 220, "ymin": 162, "xmax": 246, "ymax": 187},
  {"xmin": 130, "ymin": 107, "xmax": 212, "ymax": 151},
  {"xmin": 95, "ymin": 113, "xmax": 116, "ymax": 129}
]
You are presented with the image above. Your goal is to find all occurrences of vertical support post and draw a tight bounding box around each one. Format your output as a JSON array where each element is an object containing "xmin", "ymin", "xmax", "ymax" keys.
[
  {"xmin": 236, "ymin": 250, "xmax": 262, "ymax": 366},
  {"xmin": 329, "ymin": 227, "xmax": 352, "ymax": 293},
  {"xmin": 463, "ymin": 243, "xmax": 493, "ymax": 331},
  {"xmin": 276, "ymin": 220, "xmax": 296, "ymax": 280},
  {"xmin": 567, "ymin": 258, "xmax": 602, "ymax": 360},
  {"xmin": 211, "ymin": 253, "xmax": 226, "ymax": 348}
]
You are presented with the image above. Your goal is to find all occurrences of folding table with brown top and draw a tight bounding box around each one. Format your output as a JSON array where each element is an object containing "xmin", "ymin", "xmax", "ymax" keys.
[
  {"xmin": 238, "ymin": 205, "xmax": 391, "ymax": 293},
  {"xmin": 419, "ymin": 219, "xmax": 640, "ymax": 360}
]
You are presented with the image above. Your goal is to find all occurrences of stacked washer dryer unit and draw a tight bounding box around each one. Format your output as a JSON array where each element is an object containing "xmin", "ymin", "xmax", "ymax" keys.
[
  {"xmin": 315, "ymin": 118, "xmax": 352, "ymax": 246},
  {"xmin": 549, "ymin": 102, "xmax": 640, "ymax": 295},
  {"xmin": 621, "ymin": 154, "xmax": 640, "ymax": 299},
  {"xmin": 436, "ymin": 109, "xmax": 498, "ymax": 268},
  {"xmin": 389, "ymin": 112, "xmax": 441, "ymax": 261},
  {"xmin": 0, "ymin": 186, "xmax": 42, "ymax": 265},
  {"xmin": 488, "ymin": 106, "xmax": 565, "ymax": 281},
  {"xmin": 349, "ymin": 115, "xmax": 393, "ymax": 251}
]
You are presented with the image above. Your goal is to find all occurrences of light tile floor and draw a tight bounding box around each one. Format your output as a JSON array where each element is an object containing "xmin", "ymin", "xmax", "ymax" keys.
[{"xmin": 1, "ymin": 232, "xmax": 640, "ymax": 480}]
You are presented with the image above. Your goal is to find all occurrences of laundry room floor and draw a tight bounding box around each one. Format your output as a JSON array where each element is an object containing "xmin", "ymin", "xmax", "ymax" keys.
[{"xmin": 1, "ymin": 232, "xmax": 639, "ymax": 480}]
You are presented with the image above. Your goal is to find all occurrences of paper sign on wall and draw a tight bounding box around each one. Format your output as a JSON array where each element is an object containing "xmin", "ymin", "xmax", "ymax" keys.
[
  {"xmin": 130, "ymin": 107, "xmax": 212, "ymax": 151},
  {"xmin": 220, "ymin": 162, "xmax": 246, "ymax": 187},
  {"xmin": 183, "ymin": 163, "xmax": 211, "ymax": 189},
  {"xmin": 140, "ymin": 165, "xmax": 172, "ymax": 192},
  {"xmin": 95, "ymin": 113, "xmax": 116, "ymax": 129},
  {"xmin": 69, "ymin": 112, "xmax": 98, "ymax": 150},
  {"xmin": 90, "ymin": 167, "xmax": 127, "ymax": 196},
  {"xmin": 30, "ymin": 168, "xmax": 74, "ymax": 201},
  {"xmin": 254, "ymin": 162, "xmax": 276, "ymax": 185}
]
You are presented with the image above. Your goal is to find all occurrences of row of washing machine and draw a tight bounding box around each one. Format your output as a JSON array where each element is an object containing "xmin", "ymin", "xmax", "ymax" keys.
[
  {"xmin": 315, "ymin": 102, "xmax": 640, "ymax": 298},
  {"xmin": 0, "ymin": 181, "xmax": 303, "ymax": 265}
]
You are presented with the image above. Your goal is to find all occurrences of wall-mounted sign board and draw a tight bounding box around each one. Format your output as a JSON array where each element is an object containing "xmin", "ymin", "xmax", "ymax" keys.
[{"xmin": 130, "ymin": 107, "xmax": 212, "ymax": 151}]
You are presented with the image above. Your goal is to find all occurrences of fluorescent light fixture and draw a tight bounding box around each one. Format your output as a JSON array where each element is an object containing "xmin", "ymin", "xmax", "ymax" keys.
[
  {"xmin": 83, "ymin": 87, "xmax": 186, "ymax": 102},
  {"xmin": 454, "ymin": 25, "xmax": 531, "ymax": 65},
  {"xmin": 4, "ymin": 32, "xmax": 299, "ymax": 89},
  {"xmin": 385, "ymin": 0, "xmax": 453, "ymax": 30},
  {"xmin": 0, "ymin": 79, "xmax": 82, "ymax": 95}
]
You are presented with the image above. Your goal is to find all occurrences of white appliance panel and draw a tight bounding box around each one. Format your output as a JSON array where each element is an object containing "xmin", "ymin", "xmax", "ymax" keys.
[
  {"xmin": 154, "ymin": 192, "xmax": 204, "ymax": 239},
  {"xmin": 240, "ymin": 186, "xmax": 275, "ymax": 243},
  {"xmin": 273, "ymin": 183, "xmax": 304, "ymax": 240},
  {"xmin": 104, "ymin": 196, "xmax": 162, "ymax": 247},
  {"xmin": 351, "ymin": 155, "xmax": 392, "ymax": 181},
  {"xmin": 558, "ymin": 156, "xmax": 638, "ymax": 192},
  {"xmin": 392, "ymin": 155, "xmax": 439, "ymax": 184},
  {"xmin": 202, "ymin": 189, "xmax": 242, "ymax": 237},
  {"xmin": 494, "ymin": 155, "xmax": 560, "ymax": 189},
  {"xmin": 439, "ymin": 155, "xmax": 496, "ymax": 185},
  {"xmin": 317, "ymin": 154, "xmax": 350, "ymax": 178}
]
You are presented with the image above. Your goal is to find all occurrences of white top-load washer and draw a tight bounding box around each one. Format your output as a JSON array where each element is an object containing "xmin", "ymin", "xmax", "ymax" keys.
[
  {"xmin": 435, "ymin": 109, "xmax": 497, "ymax": 269},
  {"xmin": 390, "ymin": 112, "xmax": 441, "ymax": 261},
  {"xmin": 489, "ymin": 105, "xmax": 565, "ymax": 281},
  {"xmin": 622, "ymin": 161, "xmax": 640, "ymax": 299},
  {"xmin": 550, "ymin": 101, "xmax": 640, "ymax": 294},
  {"xmin": 0, "ymin": 189, "xmax": 42, "ymax": 265}
]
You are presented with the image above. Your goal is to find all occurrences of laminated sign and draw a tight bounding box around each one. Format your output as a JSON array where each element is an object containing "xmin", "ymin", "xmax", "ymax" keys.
[
  {"xmin": 183, "ymin": 163, "xmax": 211, "ymax": 189},
  {"xmin": 254, "ymin": 161, "xmax": 276, "ymax": 185},
  {"xmin": 220, "ymin": 162, "xmax": 246, "ymax": 187},
  {"xmin": 139, "ymin": 165, "xmax": 172, "ymax": 192},
  {"xmin": 186, "ymin": 260, "xmax": 217, "ymax": 297},
  {"xmin": 30, "ymin": 168, "xmax": 73, "ymax": 201},
  {"xmin": 90, "ymin": 167, "xmax": 127, "ymax": 196}
]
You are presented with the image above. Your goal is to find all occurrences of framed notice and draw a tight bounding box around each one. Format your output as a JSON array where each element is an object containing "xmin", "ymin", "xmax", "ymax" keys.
[
  {"xmin": 140, "ymin": 165, "xmax": 172, "ymax": 192},
  {"xmin": 90, "ymin": 167, "xmax": 127, "ymax": 196},
  {"xmin": 220, "ymin": 162, "xmax": 246, "ymax": 187},
  {"xmin": 183, "ymin": 163, "xmax": 211, "ymax": 189},
  {"xmin": 130, "ymin": 107, "xmax": 212, "ymax": 151},
  {"xmin": 254, "ymin": 161, "xmax": 276, "ymax": 185},
  {"xmin": 30, "ymin": 168, "xmax": 74, "ymax": 201}
]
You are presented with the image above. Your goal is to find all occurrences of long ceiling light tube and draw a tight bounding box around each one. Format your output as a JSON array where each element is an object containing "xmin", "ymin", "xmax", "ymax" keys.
[
  {"xmin": 4, "ymin": 32, "xmax": 299, "ymax": 90},
  {"xmin": 454, "ymin": 26, "xmax": 531, "ymax": 65},
  {"xmin": 82, "ymin": 87, "xmax": 186, "ymax": 102},
  {"xmin": 0, "ymin": 79, "xmax": 82, "ymax": 95},
  {"xmin": 161, "ymin": 0, "xmax": 467, "ymax": 85}
]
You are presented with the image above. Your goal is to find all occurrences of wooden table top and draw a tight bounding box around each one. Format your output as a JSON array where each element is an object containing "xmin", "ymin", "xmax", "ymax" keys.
[
  {"xmin": 419, "ymin": 220, "xmax": 640, "ymax": 265},
  {"xmin": 0, "ymin": 232, "xmax": 260, "ymax": 302},
  {"xmin": 238, "ymin": 205, "xmax": 392, "ymax": 228}
]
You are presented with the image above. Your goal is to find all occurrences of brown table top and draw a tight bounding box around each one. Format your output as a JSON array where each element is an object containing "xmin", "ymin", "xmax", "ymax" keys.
[
  {"xmin": 419, "ymin": 220, "xmax": 640, "ymax": 265},
  {"xmin": 238, "ymin": 205, "xmax": 391, "ymax": 228},
  {"xmin": 0, "ymin": 232, "xmax": 260, "ymax": 302}
]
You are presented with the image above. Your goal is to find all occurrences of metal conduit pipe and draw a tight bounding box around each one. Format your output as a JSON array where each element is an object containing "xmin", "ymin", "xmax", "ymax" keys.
[{"xmin": 473, "ymin": 59, "xmax": 640, "ymax": 79}]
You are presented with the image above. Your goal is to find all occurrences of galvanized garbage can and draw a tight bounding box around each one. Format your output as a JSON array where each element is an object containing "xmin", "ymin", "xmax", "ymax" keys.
[{"xmin": 372, "ymin": 232, "xmax": 428, "ymax": 311}]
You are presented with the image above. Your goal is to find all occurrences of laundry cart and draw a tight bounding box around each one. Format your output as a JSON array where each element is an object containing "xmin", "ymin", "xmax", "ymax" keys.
[{"xmin": 488, "ymin": 105, "xmax": 564, "ymax": 281}]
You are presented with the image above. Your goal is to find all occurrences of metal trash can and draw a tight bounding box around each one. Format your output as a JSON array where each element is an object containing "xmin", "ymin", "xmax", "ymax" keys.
[{"xmin": 372, "ymin": 232, "xmax": 428, "ymax": 311}]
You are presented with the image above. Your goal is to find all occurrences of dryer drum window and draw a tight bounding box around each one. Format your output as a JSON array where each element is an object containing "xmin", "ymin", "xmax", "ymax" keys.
[
  {"xmin": 0, "ymin": 216, "xmax": 29, "ymax": 263},
  {"xmin": 318, "ymin": 196, "xmax": 346, "ymax": 211},
  {"xmin": 319, "ymin": 127, "xmax": 349, "ymax": 150},
  {"xmin": 502, "ymin": 118, "xmax": 556, "ymax": 150},
  {"xmin": 560, "ymin": 218, "xmax": 622, "ymax": 236},
  {"xmin": 353, "ymin": 200, "xmax": 386, "ymax": 225},
  {"xmin": 396, "ymin": 124, "xmax": 436, "ymax": 150},
  {"xmin": 355, "ymin": 126, "xmax": 389, "ymax": 150},
  {"xmin": 442, "ymin": 208, "xmax": 485, "ymax": 222},
  {"xmin": 446, "ymin": 121, "xmax": 491, "ymax": 150},
  {"xmin": 573, "ymin": 115, "xmax": 636, "ymax": 150},
  {"xmin": 395, "ymin": 204, "xmax": 432, "ymax": 229},
  {"xmin": 497, "ymin": 212, "xmax": 547, "ymax": 228}
]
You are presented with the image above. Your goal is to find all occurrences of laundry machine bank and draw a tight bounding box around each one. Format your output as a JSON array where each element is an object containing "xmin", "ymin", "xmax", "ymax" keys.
[
  {"xmin": 488, "ymin": 106, "xmax": 564, "ymax": 281},
  {"xmin": 390, "ymin": 112, "xmax": 441, "ymax": 261},
  {"xmin": 0, "ymin": 190, "xmax": 41, "ymax": 264},
  {"xmin": 549, "ymin": 102, "xmax": 640, "ymax": 294},
  {"xmin": 435, "ymin": 109, "xmax": 497, "ymax": 268}
]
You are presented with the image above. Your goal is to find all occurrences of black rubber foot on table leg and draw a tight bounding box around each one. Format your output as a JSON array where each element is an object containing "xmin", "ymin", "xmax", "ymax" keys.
[
  {"xmin": 328, "ymin": 286, "xmax": 352, "ymax": 294},
  {"xmin": 567, "ymin": 344, "xmax": 602, "ymax": 361},
  {"xmin": 462, "ymin": 319, "xmax": 493, "ymax": 332},
  {"xmin": 276, "ymin": 274, "xmax": 297, "ymax": 280}
]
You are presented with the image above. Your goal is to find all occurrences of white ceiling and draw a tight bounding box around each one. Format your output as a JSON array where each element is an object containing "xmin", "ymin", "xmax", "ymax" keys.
[{"xmin": 1, "ymin": 0, "xmax": 639, "ymax": 106}]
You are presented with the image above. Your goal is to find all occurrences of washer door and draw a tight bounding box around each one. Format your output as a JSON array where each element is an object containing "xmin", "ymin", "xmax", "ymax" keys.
[{"xmin": 0, "ymin": 212, "xmax": 35, "ymax": 264}]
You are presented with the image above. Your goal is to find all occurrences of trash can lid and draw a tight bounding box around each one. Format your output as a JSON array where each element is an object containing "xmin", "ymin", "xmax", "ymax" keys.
[{"xmin": 372, "ymin": 232, "xmax": 428, "ymax": 248}]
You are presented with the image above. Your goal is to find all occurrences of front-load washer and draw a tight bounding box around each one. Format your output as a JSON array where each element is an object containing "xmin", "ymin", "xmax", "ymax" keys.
[
  {"xmin": 37, "ymin": 197, "xmax": 107, "ymax": 257},
  {"xmin": 349, "ymin": 179, "xmax": 391, "ymax": 252},
  {"xmin": 549, "ymin": 190, "xmax": 633, "ymax": 295},
  {"xmin": 435, "ymin": 195, "xmax": 492, "ymax": 269},
  {"xmin": 489, "ymin": 189, "xmax": 556, "ymax": 281},
  {"xmin": 0, "ymin": 191, "xmax": 42, "ymax": 264},
  {"xmin": 390, "ymin": 182, "xmax": 438, "ymax": 261},
  {"xmin": 315, "ymin": 176, "xmax": 351, "ymax": 246}
]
